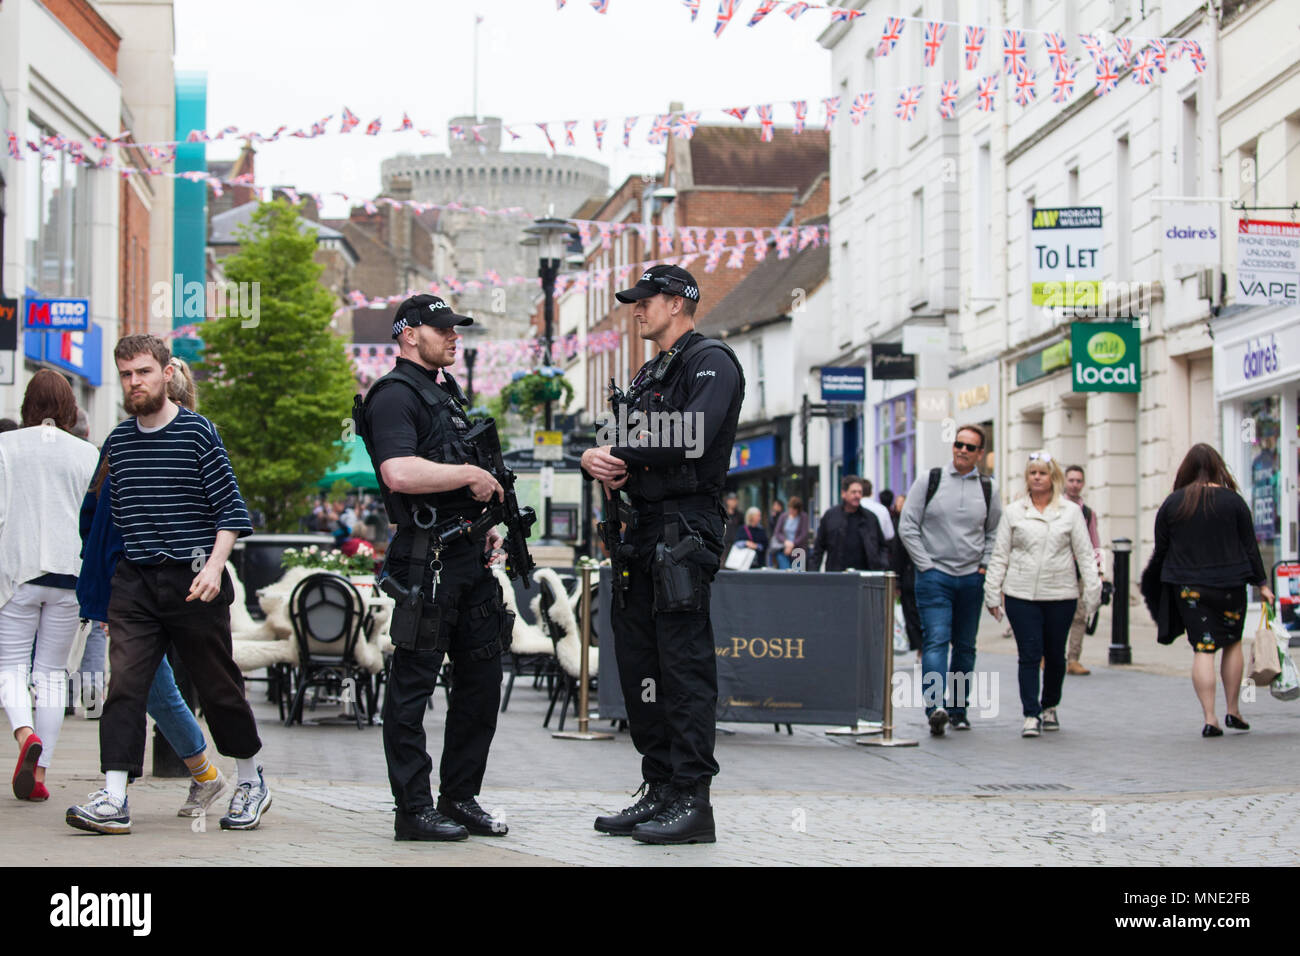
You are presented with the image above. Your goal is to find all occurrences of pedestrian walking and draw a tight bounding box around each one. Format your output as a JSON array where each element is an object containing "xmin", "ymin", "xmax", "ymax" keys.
[
  {"xmin": 983, "ymin": 453, "xmax": 1101, "ymax": 737},
  {"xmin": 810, "ymin": 476, "xmax": 889, "ymax": 573},
  {"xmin": 859, "ymin": 478, "xmax": 896, "ymax": 542},
  {"xmin": 75, "ymin": 355, "xmax": 231, "ymax": 819},
  {"xmin": 1063, "ymin": 464, "xmax": 1105, "ymax": 675},
  {"xmin": 881, "ymin": 490, "xmax": 923, "ymax": 659},
  {"xmin": 355, "ymin": 294, "xmax": 515, "ymax": 842},
  {"xmin": 583, "ymin": 265, "xmax": 743, "ymax": 845},
  {"xmin": 1140, "ymin": 443, "xmax": 1274, "ymax": 737},
  {"xmin": 66, "ymin": 335, "xmax": 269, "ymax": 835},
  {"xmin": 898, "ymin": 425, "xmax": 1002, "ymax": 735},
  {"xmin": 721, "ymin": 491, "xmax": 743, "ymax": 556},
  {"xmin": 0, "ymin": 371, "xmax": 99, "ymax": 801},
  {"xmin": 769, "ymin": 496, "xmax": 810, "ymax": 569}
]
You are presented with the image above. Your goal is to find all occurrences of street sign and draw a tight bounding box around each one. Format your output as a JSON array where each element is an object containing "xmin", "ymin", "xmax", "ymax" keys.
[
  {"xmin": 1071, "ymin": 322, "xmax": 1140, "ymax": 392},
  {"xmin": 871, "ymin": 343, "xmax": 915, "ymax": 380},
  {"xmin": 533, "ymin": 429, "xmax": 564, "ymax": 461},
  {"xmin": 1030, "ymin": 206, "xmax": 1103, "ymax": 307},
  {"xmin": 23, "ymin": 296, "xmax": 90, "ymax": 332},
  {"xmin": 820, "ymin": 366, "xmax": 865, "ymax": 402}
]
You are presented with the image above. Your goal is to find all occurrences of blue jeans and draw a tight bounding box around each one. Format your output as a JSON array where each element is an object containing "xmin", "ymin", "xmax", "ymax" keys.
[
  {"xmin": 914, "ymin": 569, "xmax": 986, "ymax": 719},
  {"xmin": 1003, "ymin": 596, "xmax": 1077, "ymax": 718},
  {"xmin": 147, "ymin": 654, "xmax": 206, "ymax": 760},
  {"xmin": 775, "ymin": 552, "xmax": 793, "ymax": 570}
]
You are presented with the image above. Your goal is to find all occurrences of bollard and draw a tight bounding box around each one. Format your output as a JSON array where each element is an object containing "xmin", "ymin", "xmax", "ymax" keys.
[
  {"xmin": 553, "ymin": 563, "xmax": 614, "ymax": 741},
  {"xmin": 859, "ymin": 571, "xmax": 918, "ymax": 748},
  {"xmin": 1109, "ymin": 537, "xmax": 1133, "ymax": 665}
]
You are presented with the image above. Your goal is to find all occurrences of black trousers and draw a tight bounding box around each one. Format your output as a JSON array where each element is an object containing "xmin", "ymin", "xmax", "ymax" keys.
[
  {"xmin": 382, "ymin": 548, "xmax": 506, "ymax": 810},
  {"xmin": 101, "ymin": 561, "xmax": 261, "ymax": 776},
  {"xmin": 612, "ymin": 520, "xmax": 721, "ymax": 790}
]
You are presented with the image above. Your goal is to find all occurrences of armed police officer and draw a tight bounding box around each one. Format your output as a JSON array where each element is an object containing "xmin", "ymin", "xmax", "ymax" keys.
[
  {"xmin": 581, "ymin": 265, "xmax": 744, "ymax": 845},
  {"xmin": 356, "ymin": 294, "xmax": 517, "ymax": 843}
]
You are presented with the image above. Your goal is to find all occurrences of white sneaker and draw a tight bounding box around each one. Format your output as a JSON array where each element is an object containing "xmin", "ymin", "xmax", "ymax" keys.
[
  {"xmin": 1041, "ymin": 707, "xmax": 1060, "ymax": 731},
  {"xmin": 178, "ymin": 769, "xmax": 228, "ymax": 818},
  {"xmin": 1022, "ymin": 716, "xmax": 1042, "ymax": 737}
]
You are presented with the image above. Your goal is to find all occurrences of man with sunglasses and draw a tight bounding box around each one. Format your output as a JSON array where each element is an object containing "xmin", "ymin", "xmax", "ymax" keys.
[
  {"xmin": 582, "ymin": 265, "xmax": 744, "ymax": 845},
  {"xmin": 898, "ymin": 425, "xmax": 1002, "ymax": 735}
]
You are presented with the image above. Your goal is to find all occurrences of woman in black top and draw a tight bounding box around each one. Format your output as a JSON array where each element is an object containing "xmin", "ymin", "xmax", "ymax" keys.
[{"xmin": 1146, "ymin": 444, "xmax": 1274, "ymax": 737}]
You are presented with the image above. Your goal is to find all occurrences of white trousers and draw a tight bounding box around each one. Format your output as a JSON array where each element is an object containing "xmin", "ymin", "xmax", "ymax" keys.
[{"xmin": 0, "ymin": 583, "xmax": 81, "ymax": 768}]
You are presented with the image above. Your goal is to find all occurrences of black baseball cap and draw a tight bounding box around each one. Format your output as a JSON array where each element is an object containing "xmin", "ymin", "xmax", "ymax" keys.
[
  {"xmin": 391, "ymin": 294, "xmax": 474, "ymax": 340},
  {"xmin": 615, "ymin": 264, "xmax": 701, "ymax": 304}
]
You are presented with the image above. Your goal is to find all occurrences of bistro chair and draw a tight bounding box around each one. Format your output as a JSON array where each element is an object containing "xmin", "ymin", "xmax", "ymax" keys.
[{"xmin": 285, "ymin": 573, "xmax": 372, "ymax": 729}]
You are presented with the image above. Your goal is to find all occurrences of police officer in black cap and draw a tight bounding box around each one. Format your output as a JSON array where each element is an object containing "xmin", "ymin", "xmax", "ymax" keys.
[
  {"xmin": 581, "ymin": 265, "xmax": 744, "ymax": 845},
  {"xmin": 356, "ymin": 294, "xmax": 514, "ymax": 842}
]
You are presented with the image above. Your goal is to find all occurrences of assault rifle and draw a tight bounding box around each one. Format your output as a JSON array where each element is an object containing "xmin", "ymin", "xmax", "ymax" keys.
[
  {"xmin": 437, "ymin": 417, "xmax": 537, "ymax": 588},
  {"xmin": 597, "ymin": 379, "xmax": 634, "ymax": 607}
]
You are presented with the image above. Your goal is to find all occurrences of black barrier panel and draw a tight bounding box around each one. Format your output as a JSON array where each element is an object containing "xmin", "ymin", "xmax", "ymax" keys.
[{"xmin": 596, "ymin": 567, "xmax": 889, "ymax": 726}]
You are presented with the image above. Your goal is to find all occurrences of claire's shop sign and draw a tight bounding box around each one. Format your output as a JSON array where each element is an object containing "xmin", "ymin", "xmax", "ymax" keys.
[{"xmin": 1242, "ymin": 335, "xmax": 1279, "ymax": 381}]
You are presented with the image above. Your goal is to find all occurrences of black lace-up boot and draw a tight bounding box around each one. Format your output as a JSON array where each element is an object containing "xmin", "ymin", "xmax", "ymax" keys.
[
  {"xmin": 593, "ymin": 781, "xmax": 673, "ymax": 835},
  {"xmin": 631, "ymin": 782, "xmax": 716, "ymax": 845}
]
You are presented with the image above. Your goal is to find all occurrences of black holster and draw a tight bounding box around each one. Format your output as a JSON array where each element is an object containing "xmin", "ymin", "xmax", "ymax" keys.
[
  {"xmin": 382, "ymin": 508, "xmax": 449, "ymax": 651},
  {"xmin": 651, "ymin": 519, "xmax": 715, "ymax": 613}
]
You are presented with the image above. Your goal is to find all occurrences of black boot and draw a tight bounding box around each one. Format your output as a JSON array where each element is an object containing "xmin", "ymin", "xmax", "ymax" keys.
[
  {"xmin": 631, "ymin": 783, "xmax": 716, "ymax": 845},
  {"xmin": 394, "ymin": 806, "xmax": 469, "ymax": 842},
  {"xmin": 437, "ymin": 796, "xmax": 508, "ymax": 836},
  {"xmin": 593, "ymin": 781, "xmax": 673, "ymax": 836}
]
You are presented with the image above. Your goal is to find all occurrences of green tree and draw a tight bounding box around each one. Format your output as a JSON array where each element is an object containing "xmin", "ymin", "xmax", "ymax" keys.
[{"xmin": 198, "ymin": 199, "xmax": 356, "ymax": 531}]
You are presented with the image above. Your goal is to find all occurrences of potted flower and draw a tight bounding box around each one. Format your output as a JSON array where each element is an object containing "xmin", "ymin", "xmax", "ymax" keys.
[{"xmin": 281, "ymin": 542, "xmax": 379, "ymax": 595}]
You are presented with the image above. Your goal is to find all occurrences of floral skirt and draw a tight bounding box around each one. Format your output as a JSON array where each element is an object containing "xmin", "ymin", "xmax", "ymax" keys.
[{"xmin": 1175, "ymin": 584, "xmax": 1247, "ymax": 654}]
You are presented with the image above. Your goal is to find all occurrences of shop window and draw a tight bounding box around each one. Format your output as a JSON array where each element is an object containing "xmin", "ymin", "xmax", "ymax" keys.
[
  {"xmin": 24, "ymin": 120, "xmax": 93, "ymax": 298},
  {"xmin": 875, "ymin": 392, "xmax": 916, "ymax": 497},
  {"xmin": 1244, "ymin": 395, "xmax": 1281, "ymax": 582}
]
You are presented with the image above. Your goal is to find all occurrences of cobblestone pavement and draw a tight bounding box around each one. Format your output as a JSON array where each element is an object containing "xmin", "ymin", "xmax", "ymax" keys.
[{"xmin": 8, "ymin": 643, "xmax": 1299, "ymax": 866}]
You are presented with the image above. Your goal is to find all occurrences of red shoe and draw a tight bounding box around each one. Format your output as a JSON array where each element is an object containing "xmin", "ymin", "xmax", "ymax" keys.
[
  {"xmin": 27, "ymin": 781, "xmax": 49, "ymax": 801},
  {"xmin": 13, "ymin": 734, "xmax": 43, "ymax": 800}
]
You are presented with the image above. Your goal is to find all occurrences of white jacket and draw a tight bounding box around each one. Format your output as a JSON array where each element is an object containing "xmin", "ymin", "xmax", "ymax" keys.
[
  {"xmin": 983, "ymin": 496, "xmax": 1102, "ymax": 614},
  {"xmin": 0, "ymin": 426, "xmax": 100, "ymax": 608}
]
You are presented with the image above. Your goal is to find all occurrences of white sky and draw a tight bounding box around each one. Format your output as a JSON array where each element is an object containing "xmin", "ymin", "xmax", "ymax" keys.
[{"xmin": 174, "ymin": 0, "xmax": 834, "ymax": 218}]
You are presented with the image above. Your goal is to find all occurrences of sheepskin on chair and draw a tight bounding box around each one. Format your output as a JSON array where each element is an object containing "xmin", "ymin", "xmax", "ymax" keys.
[
  {"xmin": 226, "ymin": 561, "xmax": 275, "ymax": 641},
  {"xmin": 532, "ymin": 567, "xmax": 597, "ymax": 678},
  {"xmin": 494, "ymin": 567, "xmax": 553, "ymax": 656}
]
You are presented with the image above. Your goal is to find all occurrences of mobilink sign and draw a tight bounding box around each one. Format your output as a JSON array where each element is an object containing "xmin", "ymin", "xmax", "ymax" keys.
[{"xmin": 1071, "ymin": 322, "xmax": 1140, "ymax": 393}]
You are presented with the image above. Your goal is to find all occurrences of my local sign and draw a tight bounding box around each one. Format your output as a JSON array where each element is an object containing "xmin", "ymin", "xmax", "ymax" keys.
[
  {"xmin": 1072, "ymin": 322, "xmax": 1140, "ymax": 392},
  {"xmin": 1030, "ymin": 207, "xmax": 1103, "ymax": 307}
]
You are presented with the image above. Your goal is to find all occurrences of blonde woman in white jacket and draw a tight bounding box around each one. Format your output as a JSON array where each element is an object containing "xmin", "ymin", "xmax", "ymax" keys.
[{"xmin": 983, "ymin": 452, "xmax": 1101, "ymax": 737}]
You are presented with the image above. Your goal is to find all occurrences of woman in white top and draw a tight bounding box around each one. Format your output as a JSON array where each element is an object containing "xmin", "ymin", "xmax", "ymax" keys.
[
  {"xmin": 983, "ymin": 452, "xmax": 1101, "ymax": 738},
  {"xmin": 0, "ymin": 370, "xmax": 99, "ymax": 800}
]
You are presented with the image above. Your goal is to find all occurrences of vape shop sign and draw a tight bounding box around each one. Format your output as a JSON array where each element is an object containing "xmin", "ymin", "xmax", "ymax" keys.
[{"xmin": 1072, "ymin": 322, "xmax": 1140, "ymax": 392}]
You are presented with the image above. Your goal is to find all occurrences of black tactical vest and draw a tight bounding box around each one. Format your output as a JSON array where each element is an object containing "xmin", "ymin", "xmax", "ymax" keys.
[
  {"xmin": 352, "ymin": 362, "xmax": 477, "ymax": 527},
  {"xmin": 622, "ymin": 331, "xmax": 745, "ymax": 504}
]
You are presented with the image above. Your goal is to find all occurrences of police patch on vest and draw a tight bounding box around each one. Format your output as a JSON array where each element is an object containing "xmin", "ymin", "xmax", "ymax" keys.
[{"xmin": 696, "ymin": 369, "xmax": 716, "ymax": 378}]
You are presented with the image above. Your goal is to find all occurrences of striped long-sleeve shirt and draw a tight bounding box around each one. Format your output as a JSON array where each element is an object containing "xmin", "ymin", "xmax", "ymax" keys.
[{"xmin": 105, "ymin": 407, "xmax": 253, "ymax": 564}]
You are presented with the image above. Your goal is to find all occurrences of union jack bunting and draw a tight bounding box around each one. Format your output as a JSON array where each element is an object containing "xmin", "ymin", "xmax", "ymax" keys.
[
  {"xmin": 597, "ymin": 222, "xmax": 612, "ymax": 245},
  {"xmin": 363, "ymin": 201, "xmax": 378, "ymax": 215},
  {"xmin": 449, "ymin": 124, "xmax": 465, "ymax": 140},
  {"xmin": 564, "ymin": 120, "xmax": 578, "ymax": 145},
  {"xmin": 829, "ymin": 9, "xmax": 863, "ymax": 23},
  {"xmin": 623, "ymin": 116, "xmax": 637, "ymax": 146},
  {"xmin": 895, "ymin": 85, "xmax": 923, "ymax": 121},
  {"xmin": 822, "ymin": 96, "xmax": 841, "ymax": 130},
  {"xmin": 593, "ymin": 118, "xmax": 607, "ymax": 149},
  {"xmin": 756, "ymin": 104, "xmax": 775, "ymax": 142},
  {"xmin": 683, "ymin": 0, "xmax": 699, "ymax": 20},
  {"xmin": 672, "ymin": 111, "xmax": 701, "ymax": 139},
  {"xmin": 186, "ymin": 130, "xmax": 209, "ymax": 143},
  {"xmin": 679, "ymin": 253, "xmax": 699, "ymax": 271},
  {"xmin": 7, "ymin": 132, "xmax": 20, "ymax": 159},
  {"xmin": 471, "ymin": 125, "xmax": 487, "ymax": 143},
  {"xmin": 791, "ymin": 100, "xmax": 808, "ymax": 135},
  {"xmin": 590, "ymin": 0, "xmax": 608, "ymax": 12},
  {"xmin": 747, "ymin": 0, "xmax": 778, "ymax": 26},
  {"xmin": 963, "ymin": 25, "xmax": 985, "ymax": 70},
  {"xmin": 536, "ymin": 122, "xmax": 557, "ymax": 151},
  {"xmin": 976, "ymin": 73, "xmax": 999, "ymax": 112},
  {"xmin": 877, "ymin": 17, "xmax": 904, "ymax": 56},
  {"xmin": 1002, "ymin": 29, "xmax": 1027, "ymax": 75},
  {"xmin": 1114, "ymin": 36, "xmax": 1132, "ymax": 63},
  {"xmin": 1094, "ymin": 56, "xmax": 1120, "ymax": 96},
  {"xmin": 1181, "ymin": 39, "xmax": 1205, "ymax": 73},
  {"xmin": 576, "ymin": 222, "xmax": 592, "ymax": 247},
  {"xmin": 1012, "ymin": 67, "xmax": 1038, "ymax": 107},
  {"xmin": 1131, "ymin": 47, "xmax": 1158, "ymax": 85},
  {"xmin": 923, "ymin": 22, "xmax": 948, "ymax": 67},
  {"xmin": 617, "ymin": 264, "xmax": 633, "ymax": 286},
  {"xmin": 505, "ymin": 126, "xmax": 522, "ymax": 140},
  {"xmin": 364, "ymin": 119, "xmax": 382, "ymax": 136},
  {"xmin": 724, "ymin": 106, "xmax": 750, "ymax": 121},
  {"xmin": 751, "ymin": 229, "xmax": 768, "ymax": 262},
  {"xmin": 785, "ymin": 2, "xmax": 810, "ymax": 20},
  {"xmin": 726, "ymin": 245, "xmax": 746, "ymax": 269},
  {"xmin": 91, "ymin": 135, "xmax": 108, "ymax": 150},
  {"xmin": 704, "ymin": 246, "xmax": 723, "ymax": 273},
  {"xmin": 340, "ymin": 108, "xmax": 360, "ymax": 133},
  {"xmin": 850, "ymin": 91, "xmax": 875, "ymax": 125},
  {"xmin": 1051, "ymin": 60, "xmax": 1077, "ymax": 102},
  {"xmin": 1147, "ymin": 39, "xmax": 1168, "ymax": 73},
  {"xmin": 1080, "ymin": 34, "xmax": 1105, "ymax": 65},
  {"xmin": 681, "ymin": 229, "xmax": 698, "ymax": 254},
  {"xmin": 556, "ymin": 0, "xmax": 565, "ymax": 8},
  {"xmin": 648, "ymin": 113, "xmax": 673, "ymax": 144},
  {"xmin": 775, "ymin": 230, "xmax": 796, "ymax": 259},
  {"xmin": 714, "ymin": 0, "xmax": 738, "ymax": 37},
  {"xmin": 798, "ymin": 226, "xmax": 819, "ymax": 251},
  {"xmin": 398, "ymin": 112, "xmax": 413, "ymax": 131},
  {"xmin": 484, "ymin": 270, "xmax": 503, "ymax": 287},
  {"xmin": 938, "ymin": 80, "xmax": 959, "ymax": 119},
  {"xmin": 658, "ymin": 228, "xmax": 674, "ymax": 255},
  {"xmin": 1043, "ymin": 31, "xmax": 1069, "ymax": 73}
]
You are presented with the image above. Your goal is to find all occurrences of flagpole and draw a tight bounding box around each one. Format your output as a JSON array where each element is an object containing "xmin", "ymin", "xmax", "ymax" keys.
[{"xmin": 473, "ymin": 13, "xmax": 480, "ymax": 121}]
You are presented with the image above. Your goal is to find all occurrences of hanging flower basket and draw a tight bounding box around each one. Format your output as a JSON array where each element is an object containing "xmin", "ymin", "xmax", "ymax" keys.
[{"xmin": 489, "ymin": 367, "xmax": 574, "ymax": 424}]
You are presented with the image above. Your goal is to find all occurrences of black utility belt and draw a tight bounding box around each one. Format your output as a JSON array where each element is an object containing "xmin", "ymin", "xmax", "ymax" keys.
[{"xmin": 631, "ymin": 494, "xmax": 719, "ymax": 516}]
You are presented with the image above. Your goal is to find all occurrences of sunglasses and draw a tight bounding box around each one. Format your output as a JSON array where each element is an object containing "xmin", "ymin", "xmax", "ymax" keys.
[
  {"xmin": 953, "ymin": 441, "xmax": 981, "ymax": 452},
  {"xmin": 1029, "ymin": 451, "xmax": 1053, "ymax": 463}
]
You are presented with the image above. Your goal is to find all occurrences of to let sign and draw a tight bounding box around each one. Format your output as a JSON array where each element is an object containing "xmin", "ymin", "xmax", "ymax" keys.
[
  {"xmin": 1030, "ymin": 207, "xmax": 1103, "ymax": 307},
  {"xmin": 24, "ymin": 296, "xmax": 90, "ymax": 332}
]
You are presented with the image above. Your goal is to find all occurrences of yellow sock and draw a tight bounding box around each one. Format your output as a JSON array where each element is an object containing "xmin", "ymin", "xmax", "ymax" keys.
[{"xmin": 191, "ymin": 757, "xmax": 218, "ymax": 783}]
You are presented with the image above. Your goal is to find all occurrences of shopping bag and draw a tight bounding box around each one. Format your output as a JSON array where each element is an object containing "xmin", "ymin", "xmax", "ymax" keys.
[
  {"xmin": 1249, "ymin": 607, "xmax": 1281, "ymax": 687},
  {"xmin": 893, "ymin": 603, "xmax": 910, "ymax": 654},
  {"xmin": 1269, "ymin": 610, "xmax": 1300, "ymax": 700},
  {"xmin": 724, "ymin": 542, "xmax": 757, "ymax": 571}
]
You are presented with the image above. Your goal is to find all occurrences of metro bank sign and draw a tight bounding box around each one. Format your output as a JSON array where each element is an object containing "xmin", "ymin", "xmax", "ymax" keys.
[{"xmin": 24, "ymin": 297, "xmax": 90, "ymax": 332}]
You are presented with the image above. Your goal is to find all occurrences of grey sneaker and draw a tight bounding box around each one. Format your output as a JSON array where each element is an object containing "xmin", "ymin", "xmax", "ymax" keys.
[
  {"xmin": 1022, "ymin": 716, "xmax": 1042, "ymax": 738},
  {"xmin": 219, "ymin": 767, "xmax": 272, "ymax": 830},
  {"xmin": 1041, "ymin": 707, "xmax": 1060, "ymax": 731},
  {"xmin": 66, "ymin": 789, "xmax": 131, "ymax": 834},
  {"xmin": 178, "ymin": 769, "xmax": 228, "ymax": 818},
  {"xmin": 928, "ymin": 708, "xmax": 949, "ymax": 736}
]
